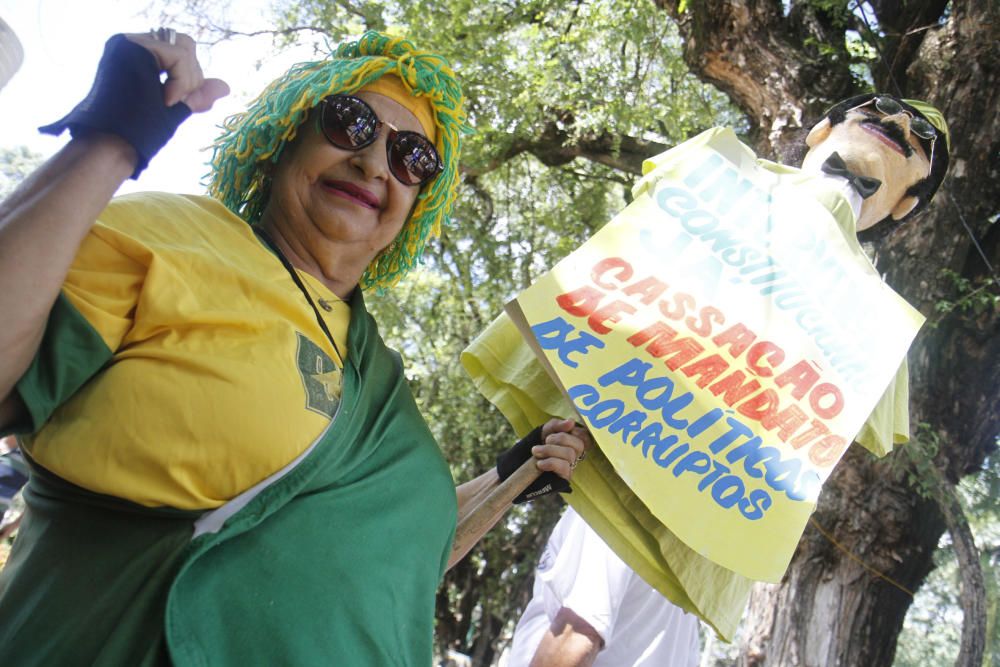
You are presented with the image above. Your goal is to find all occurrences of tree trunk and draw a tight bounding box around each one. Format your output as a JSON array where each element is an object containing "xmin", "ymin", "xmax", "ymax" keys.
[
  {"xmin": 653, "ymin": 0, "xmax": 1000, "ymax": 664},
  {"xmin": 741, "ymin": 448, "xmax": 946, "ymax": 666}
]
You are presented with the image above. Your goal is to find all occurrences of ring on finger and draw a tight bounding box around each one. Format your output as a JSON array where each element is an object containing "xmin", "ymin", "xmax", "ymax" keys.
[{"xmin": 151, "ymin": 27, "xmax": 177, "ymax": 45}]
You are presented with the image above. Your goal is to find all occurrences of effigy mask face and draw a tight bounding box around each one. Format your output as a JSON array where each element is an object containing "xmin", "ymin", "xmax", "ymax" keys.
[{"xmin": 801, "ymin": 99, "xmax": 932, "ymax": 231}]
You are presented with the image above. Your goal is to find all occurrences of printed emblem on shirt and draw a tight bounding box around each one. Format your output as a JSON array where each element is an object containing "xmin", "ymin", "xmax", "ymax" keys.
[
  {"xmin": 537, "ymin": 544, "xmax": 555, "ymax": 573},
  {"xmin": 296, "ymin": 332, "xmax": 341, "ymax": 419}
]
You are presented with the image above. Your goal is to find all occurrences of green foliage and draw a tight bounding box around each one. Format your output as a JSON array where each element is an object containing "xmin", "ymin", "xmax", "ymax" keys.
[
  {"xmin": 844, "ymin": 29, "xmax": 876, "ymax": 88},
  {"xmin": 893, "ymin": 546, "xmax": 964, "ymax": 667},
  {"xmin": 890, "ymin": 422, "xmax": 941, "ymax": 500},
  {"xmin": 931, "ymin": 268, "xmax": 1000, "ymax": 327},
  {"xmin": 0, "ymin": 146, "xmax": 44, "ymax": 199},
  {"xmin": 894, "ymin": 450, "xmax": 1000, "ymax": 667},
  {"xmin": 845, "ymin": 29, "xmax": 877, "ymax": 62},
  {"xmin": 275, "ymin": 0, "xmax": 388, "ymax": 44},
  {"xmin": 248, "ymin": 0, "xmax": 743, "ymax": 171}
]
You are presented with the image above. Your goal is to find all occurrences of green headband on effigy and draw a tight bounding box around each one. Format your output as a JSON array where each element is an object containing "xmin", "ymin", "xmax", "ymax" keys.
[
  {"xmin": 208, "ymin": 31, "xmax": 470, "ymax": 291},
  {"xmin": 902, "ymin": 98, "xmax": 950, "ymax": 153}
]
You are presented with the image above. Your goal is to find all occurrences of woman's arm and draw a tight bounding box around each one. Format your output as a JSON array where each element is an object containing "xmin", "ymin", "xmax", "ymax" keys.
[
  {"xmin": 0, "ymin": 135, "xmax": 137, "ymax": 408},
  {"xmin": 0, "ymin": 32, "xmax": 227, "ymax": 430},
  {"xmin": 449, "ymin": 419, "xmax": 589, "ymax": 568}
]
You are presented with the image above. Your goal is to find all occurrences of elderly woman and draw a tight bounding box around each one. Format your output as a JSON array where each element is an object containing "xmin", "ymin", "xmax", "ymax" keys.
[{"xmin": 0, "ymin": 29, "xmax": 586, "ymax": 665}]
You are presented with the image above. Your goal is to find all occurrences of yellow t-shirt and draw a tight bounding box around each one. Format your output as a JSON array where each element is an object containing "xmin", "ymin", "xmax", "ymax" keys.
[
  {"xmin": 461, "ymin": 128, "xmax": 914, "ymax": 639},
  {"xmin": 15, "ymin": 192, "xmax": 350, "ymax": 509}
]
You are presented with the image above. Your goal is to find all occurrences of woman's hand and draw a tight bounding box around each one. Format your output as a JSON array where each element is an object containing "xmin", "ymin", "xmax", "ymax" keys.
[
  {"xmin": 494, "ymin": 417, "xmax": 592, "ymax": 503},
  {"xmin": 0, "ymin": 31, "xmax": 228, "ymax": 422},
  {"xmin": 450, "ymin": 419, "xmax": 593, "ymax": 568},
  {"xmin": 125, "ymin": 31, "xmax": 229, "ymax": 111},
  {"xmin": 531, "ymin": 418, "xmax": 591, "ymax": 481}
]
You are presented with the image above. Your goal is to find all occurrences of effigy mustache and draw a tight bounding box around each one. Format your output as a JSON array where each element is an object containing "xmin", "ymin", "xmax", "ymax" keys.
[{"xmin": 860, "ymin": 117, "xmax": 915, "ymax": 157}]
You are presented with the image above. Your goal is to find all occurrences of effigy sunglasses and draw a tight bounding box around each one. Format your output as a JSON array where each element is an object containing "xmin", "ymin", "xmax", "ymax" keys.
[
  {"xmin": 319, "ymin": 94, "xmax": 443, "ymax": 186},
  {"xmin": 851, "ymin": 96, "xmax": 937, "ymax": 162}
]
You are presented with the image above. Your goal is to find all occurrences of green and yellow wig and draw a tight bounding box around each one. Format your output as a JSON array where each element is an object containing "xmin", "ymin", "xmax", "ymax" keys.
[{"xmin": 208, "ymin": 31, "xmax": 469, "ymax": 290}]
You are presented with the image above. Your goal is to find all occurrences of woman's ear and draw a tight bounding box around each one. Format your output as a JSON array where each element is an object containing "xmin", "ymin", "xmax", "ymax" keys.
[{"xmin": 805, "ymin": 117, "xmax": 832, "ymax": 148}]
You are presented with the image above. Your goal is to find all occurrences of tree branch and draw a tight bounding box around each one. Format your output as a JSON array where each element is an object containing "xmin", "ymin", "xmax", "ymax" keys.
[
  {"xmin": 868, "ymin": 0, "xmax": 951, "ymax": 92},
  {"xmin": 653, "ymin": 0, "xmax": 859, "ymax": 154},
  {"xmin": 930, "ymin": 464, "xmax": 987, "ymax": 667},
  {"xmin": 463, "ymin": 129, "xmax": 667, "ymax": 178}
]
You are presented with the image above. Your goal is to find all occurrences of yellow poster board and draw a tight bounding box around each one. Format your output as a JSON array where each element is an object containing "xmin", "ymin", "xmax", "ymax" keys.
[{"xmin": 507, "ymin": 129, "xmax": 923, "ymax": 582}]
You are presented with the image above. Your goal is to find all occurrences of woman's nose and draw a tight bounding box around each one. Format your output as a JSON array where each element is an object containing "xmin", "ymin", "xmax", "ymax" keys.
[{"xmin": 348, "ymin": 138, "xmax": 389, "ymax": 181}]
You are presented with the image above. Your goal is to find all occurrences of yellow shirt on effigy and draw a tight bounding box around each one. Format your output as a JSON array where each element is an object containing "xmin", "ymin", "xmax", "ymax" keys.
[{"xmin": 461, "ymin": 127, "xmax": 912, "ymax": 640}]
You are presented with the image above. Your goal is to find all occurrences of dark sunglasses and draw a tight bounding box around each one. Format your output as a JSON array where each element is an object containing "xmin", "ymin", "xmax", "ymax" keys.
[
  {"xmin": 319, "ymin": 94, "xmax": 443, "ymax": 187},
  {"xmin": 868, "ymin": 96, "xmax": 937, "ymax": 140},
  {"xmin": 850, "ymin": 96, "xmax": 938, "ymax": 161}
]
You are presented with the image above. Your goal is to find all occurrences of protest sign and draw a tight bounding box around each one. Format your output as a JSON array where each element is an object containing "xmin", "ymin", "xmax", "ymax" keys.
[{"xmin": 506, "ymin": 128, "xmax": 924, "ymax": 582}]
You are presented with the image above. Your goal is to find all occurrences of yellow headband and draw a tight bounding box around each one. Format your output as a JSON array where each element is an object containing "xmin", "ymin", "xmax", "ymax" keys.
[{"xmin": 359, "ymin": 74, "xmax": 436, "ymax": 141}]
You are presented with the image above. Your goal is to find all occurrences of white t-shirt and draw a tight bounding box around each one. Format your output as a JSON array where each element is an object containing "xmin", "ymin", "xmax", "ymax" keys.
[{"xmin": 507, "ymin": 507, "xmax": 701, "ymax": 667}]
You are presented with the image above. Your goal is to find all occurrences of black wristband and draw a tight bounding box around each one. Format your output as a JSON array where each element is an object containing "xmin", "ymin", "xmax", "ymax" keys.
[
  {"xmin": 496, "ymin": 424, "xmax": 571, "ymax": 504},
  {"xmin": 38, "ymin": 34, "xmax": 191, "ymax": 179}
]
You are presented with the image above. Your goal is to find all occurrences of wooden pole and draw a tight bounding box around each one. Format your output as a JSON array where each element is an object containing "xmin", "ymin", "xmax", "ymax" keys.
[{"xmin": 448, "ymin": 459, "xmax": 540, "ymax": 569}]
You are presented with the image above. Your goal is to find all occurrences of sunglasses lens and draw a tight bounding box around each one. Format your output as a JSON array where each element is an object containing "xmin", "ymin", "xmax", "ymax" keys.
[
  {"xmin": 322, "ymin": 96, "xmax": 378, "ymax": 149},
  {"xmin": 387, "ymin": 133, "xmax": 442, "ymax": 186},
  {"xmin": 874, "ymin": 96, "xmax": 903, "ymax": 116},
  {"xmin": 910, "ymin": 117, "xmax": 936, "ymax": 140}
]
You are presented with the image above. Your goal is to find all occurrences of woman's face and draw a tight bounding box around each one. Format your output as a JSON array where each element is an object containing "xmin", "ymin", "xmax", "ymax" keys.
[{"xmin": 263, "ymin": 91, "xmax": 423, "ymax": 268}]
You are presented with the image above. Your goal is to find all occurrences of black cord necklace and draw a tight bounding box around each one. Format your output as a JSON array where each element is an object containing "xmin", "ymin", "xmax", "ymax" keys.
[{"xmin": 255, "ymin": 228, "xmax": 346, "ymax": 369}]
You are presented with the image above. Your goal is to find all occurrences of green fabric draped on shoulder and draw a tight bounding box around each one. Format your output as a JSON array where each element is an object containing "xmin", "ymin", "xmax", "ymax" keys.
[{"xmin": 0, "ymin": 289, "xmax": 457, "ymax": 666}]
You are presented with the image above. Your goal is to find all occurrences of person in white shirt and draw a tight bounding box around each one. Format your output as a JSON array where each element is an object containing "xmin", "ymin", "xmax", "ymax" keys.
[{"xmin": 508, "ymin": 506, "xmax": 701, "ymax": 667}]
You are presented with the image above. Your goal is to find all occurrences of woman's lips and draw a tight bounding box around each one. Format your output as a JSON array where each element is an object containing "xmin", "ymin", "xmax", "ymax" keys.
[
  {"xmin": 860, "ymin": 121, "xmax": 906, "ymax": 155},
  {"xmin": 321, "ymin": 180, "xmax": 380, "ymax": 209}
]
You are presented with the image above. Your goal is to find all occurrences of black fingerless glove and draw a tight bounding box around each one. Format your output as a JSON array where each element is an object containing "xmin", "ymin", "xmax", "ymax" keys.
[
  {"xmin": 38, "ymin": 34, "xmax": 191, "ymax": 179},
  {"xmin": 496, "ymin": 424, "xmax": 571, "ymax": 504}
]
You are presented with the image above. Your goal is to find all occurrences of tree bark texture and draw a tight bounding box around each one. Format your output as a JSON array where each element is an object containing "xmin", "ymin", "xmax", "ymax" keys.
[
  {"xmin": 462, "ymin": 126, "xmax": 667, "ymax": 178},
  {"xmin": 657, "ymin": 0, "xmax": 861, "ymax": 155},
  {"xmin": 934, "ymin": 470, "xmax": 987, "ymax": 667},
  {"xmin": 654, "ymin": 1, "xmax": 999, "ymax": 665}
]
